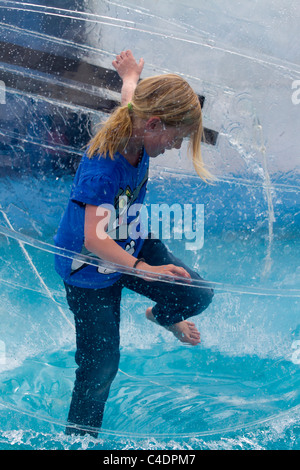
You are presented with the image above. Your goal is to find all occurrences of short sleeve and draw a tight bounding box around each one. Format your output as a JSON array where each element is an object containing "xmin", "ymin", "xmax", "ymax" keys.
[{"xmin": 71, "ymin": 174, "xmax": 117, "ymax": 207}]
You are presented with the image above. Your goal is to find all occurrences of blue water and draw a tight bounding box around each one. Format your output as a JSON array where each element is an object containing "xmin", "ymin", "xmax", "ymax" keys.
[{"xmin": 0, "ymin": 177, "xmax": 299, "ymax": 450}]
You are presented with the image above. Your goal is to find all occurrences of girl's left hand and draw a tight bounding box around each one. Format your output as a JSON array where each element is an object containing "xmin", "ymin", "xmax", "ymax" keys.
[
  {"xmin": 135, "ymin": 261, "xmax": 192, "ymax": 283},
  {"xmin": 112, "ymin": 50, "xmax": 144, "ymax": 83}
]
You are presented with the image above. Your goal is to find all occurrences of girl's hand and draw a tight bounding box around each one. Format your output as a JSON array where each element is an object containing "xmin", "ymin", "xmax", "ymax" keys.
[
  {"xmin": 112, "ymin": 50, "xmax": 144, "ymax": 84},
  {"xmin": 134, "ymin": 261, "xmax": 191, "ymax": 282}
]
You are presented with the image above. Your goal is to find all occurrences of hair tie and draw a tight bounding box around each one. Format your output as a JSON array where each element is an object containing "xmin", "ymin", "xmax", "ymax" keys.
[{"xmin": 127, "ymin": 102, "xmax": 133, "ymax": 111}]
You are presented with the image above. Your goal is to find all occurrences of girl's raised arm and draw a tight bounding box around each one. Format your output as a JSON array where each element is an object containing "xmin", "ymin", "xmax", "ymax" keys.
[{"xmin": 112, "ymin": 50, "xmax": 144, "ymax": 105}]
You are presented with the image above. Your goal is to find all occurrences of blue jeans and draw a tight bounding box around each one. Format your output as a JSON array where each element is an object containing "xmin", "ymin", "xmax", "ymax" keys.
[{"xmin": 64, "ymin": 237, "xmax": 214, "ymax": 436}]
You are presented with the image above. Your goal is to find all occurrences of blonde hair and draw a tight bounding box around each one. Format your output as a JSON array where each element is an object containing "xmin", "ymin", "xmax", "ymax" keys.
[{"xmin": 87, "ymin": 74, "xmax": 213, "ymax": 182}]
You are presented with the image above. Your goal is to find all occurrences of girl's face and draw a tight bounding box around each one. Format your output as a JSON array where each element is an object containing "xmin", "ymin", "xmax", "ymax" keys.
[{"xmin": 143, "ymin": 118, "xmax": 196, "ymax": 158}]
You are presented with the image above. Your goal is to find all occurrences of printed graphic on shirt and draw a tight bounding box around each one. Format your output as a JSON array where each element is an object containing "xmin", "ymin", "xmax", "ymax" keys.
[
  {"xmin": 71, "ymin": 239, "xmax": 137, "ymax": 275},
  {"xmin": 70, "ymin": 168, "xmax": 148, "ymax": 277}
]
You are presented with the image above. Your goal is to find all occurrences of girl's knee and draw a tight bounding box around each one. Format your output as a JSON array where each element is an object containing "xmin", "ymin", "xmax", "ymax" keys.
[
  {"xmin": 97, "ymin": 353, "xmax": 120, "ymax": 386},
  {"xmin": 76, "ymin": 343, "xmax": 120, "ymax": 374},
  {"xmin": 76, "ymin": 349, "xmax": 120, "ymax": 390}
]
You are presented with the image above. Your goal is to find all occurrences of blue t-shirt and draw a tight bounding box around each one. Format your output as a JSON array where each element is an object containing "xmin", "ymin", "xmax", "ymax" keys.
[{"xmin": 54, "ymin": 148, "xmax": 149, "ymax": 288}]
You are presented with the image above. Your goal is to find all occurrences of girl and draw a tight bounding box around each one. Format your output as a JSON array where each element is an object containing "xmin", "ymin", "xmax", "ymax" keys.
[{"xmin": 55, "ymin": 50, "xmax": 214, "ymax": 437}]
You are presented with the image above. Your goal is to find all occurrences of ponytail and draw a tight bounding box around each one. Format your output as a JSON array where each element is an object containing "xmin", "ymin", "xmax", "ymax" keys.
[{"xmin": 87, "ymin": 104, "xmax": 132, "ymax": 160}]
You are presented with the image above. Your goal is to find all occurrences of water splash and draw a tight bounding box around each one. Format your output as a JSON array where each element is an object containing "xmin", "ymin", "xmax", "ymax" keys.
[
  {"xmin": 221, "ymin": 93, "xmax": 276, "ymax": 277},
  {"xmin": 253, "ymin": 118, "xmax": 276, "ymax": 276}
]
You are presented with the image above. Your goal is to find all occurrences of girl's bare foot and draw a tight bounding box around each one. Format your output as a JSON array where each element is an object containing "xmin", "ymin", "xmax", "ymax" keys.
[{"xmin": 146, "ymin": 307, "xmax": 200, "ymax": 346}]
